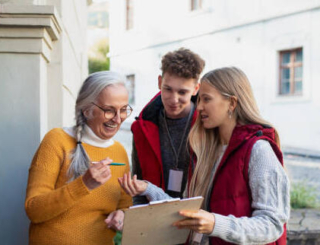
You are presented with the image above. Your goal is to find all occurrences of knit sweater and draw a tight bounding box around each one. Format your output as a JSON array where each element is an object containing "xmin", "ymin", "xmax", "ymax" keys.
[{"xmin": 25, "ymin": 128, "xmax": 132, "ymax": 245}]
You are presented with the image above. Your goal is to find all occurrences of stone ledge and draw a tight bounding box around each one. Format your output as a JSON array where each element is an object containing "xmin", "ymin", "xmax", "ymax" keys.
[
  {"xmin": 0, "ymin": 4, "xmax": 62, "ymax": 40},
  {"xmin": 288, "ymin": 230, "xmax": 320, "ymax": 245},
  {"xmin": 0, "ymin": 4, "xmax": 62, "ymax": 61},
  {"xmin": 288, "ymin": 209, "xmax": 320, "ymax": 245}
]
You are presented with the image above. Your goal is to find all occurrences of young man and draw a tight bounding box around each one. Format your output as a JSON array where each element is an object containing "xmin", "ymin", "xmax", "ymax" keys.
[{"xmin": 131, "ymin": 48, "xmax": 205, "ymax": 204}]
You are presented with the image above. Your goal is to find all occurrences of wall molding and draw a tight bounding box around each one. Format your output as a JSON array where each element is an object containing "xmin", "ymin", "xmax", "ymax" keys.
[{"xmin": 0, "ymin": 4, "xmax": 62, "ymax": 61}]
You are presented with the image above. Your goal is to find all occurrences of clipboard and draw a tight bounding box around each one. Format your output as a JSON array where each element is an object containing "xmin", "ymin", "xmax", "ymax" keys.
[{"xmin": 121, "ymin": 196, "xmax": 204, "ymax": 245}]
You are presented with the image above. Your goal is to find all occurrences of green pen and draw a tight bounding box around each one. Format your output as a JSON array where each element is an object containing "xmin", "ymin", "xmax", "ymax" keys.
[
  {"xmin": 109, "ymin": 162, "xmax": 126, "ymax": 166},
  {"xmin": 91, "ymin": 161, "xmax": 125, "ymax": 166}
]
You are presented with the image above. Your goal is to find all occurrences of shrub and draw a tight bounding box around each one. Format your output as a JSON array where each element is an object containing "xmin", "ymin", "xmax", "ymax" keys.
[
  {"xmin": 290, "ymin": 181, "xmax": 319, "ymax": 209},
  {"xmin": 88, "ymin": 57, "xmax": 109, "ymax": 74},
  {"xmin": 88, "ymin": 38, "xmax": 110, "ymax": 74}
]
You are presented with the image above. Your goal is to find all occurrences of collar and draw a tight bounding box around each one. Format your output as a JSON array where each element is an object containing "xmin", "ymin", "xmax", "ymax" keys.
[
  {"xmin": 139, "ymin": 92, "xmax": 198, "ymax": 125},
  {"xmin": 63, "ymin": 125, "xmax": 114, "ymax": 148}
]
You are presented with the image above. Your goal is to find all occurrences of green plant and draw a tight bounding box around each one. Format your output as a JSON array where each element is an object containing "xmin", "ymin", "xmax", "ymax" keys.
[
  {"xmin": 88, "ymin": 38, "xmax": 110, "ymax": 74},
  {"xmin": 290, "ymin": 181, "xmax": 319, "ymax": 209},
  {"xmin": 114, "ymin": 231, "xmax": 122, "ymax": 245},
  {"xmin": 88, "ymin": 57, "xmax": 109, "ymax": 74}
]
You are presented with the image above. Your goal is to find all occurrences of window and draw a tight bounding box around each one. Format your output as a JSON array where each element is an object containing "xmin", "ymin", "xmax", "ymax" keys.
[
  {"xmin": 279, "ymin": 48, "xmax": 303, "ymax": 96},
  {"xmin": 126, "ymin": 74, "xmax": 135, "ymax": 105},
  {"xmin": 126, "ymin": 0, "xmax": 134, "ymax": 30},
  {"xmin": 191, "ymin": 0, "xmax": 202, "ymax": 11},
  {"xmin": 88, "ymin": 12, "xmax": 109, "ymax": 28}
]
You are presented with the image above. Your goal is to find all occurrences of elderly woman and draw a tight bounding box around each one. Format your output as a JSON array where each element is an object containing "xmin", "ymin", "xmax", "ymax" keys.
[{"xmin": 25, "ymin": 71, "xmax": 133, "ymax": 245}]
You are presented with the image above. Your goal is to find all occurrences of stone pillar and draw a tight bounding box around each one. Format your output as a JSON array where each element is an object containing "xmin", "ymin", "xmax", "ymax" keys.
[{"xmin": 0, "ymin": 4, "xmax": 62, "ymax": 244}]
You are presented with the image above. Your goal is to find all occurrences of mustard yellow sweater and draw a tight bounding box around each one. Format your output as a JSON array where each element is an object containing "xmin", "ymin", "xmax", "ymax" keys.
[{"xmin": 25, "ymin": 128, "xmax": 132, "ymax": 245}]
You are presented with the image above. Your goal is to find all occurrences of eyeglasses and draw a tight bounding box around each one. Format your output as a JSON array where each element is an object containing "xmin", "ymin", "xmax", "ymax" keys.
[{"xmin": 91, "ymin": 102, "xmax": 133, "ymax": 120}]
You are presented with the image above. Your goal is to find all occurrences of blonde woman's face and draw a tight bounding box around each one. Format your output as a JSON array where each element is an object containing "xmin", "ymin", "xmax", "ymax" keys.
[
  {"xmin": 197, "ymin": 82, "xmax": 231, "ymax": 129},
  {"xmin": 85, "ymin": 84, "xmax": 129, "ymax": 140}
]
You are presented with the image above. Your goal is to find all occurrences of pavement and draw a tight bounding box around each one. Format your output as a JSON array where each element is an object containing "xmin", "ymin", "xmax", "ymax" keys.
[
  {"xmin": 285, "ymin": 154, "xmax": 320, "ymax": 200},
  {"xmin": 284, "ymin": 155, "xmax": 320, "ymax": 243}
]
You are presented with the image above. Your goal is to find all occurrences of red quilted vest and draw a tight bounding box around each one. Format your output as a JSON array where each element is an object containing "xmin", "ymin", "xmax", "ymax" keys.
[{"xmin": 208, "ymin": 124, "xmax": 287, "ymax": 245}]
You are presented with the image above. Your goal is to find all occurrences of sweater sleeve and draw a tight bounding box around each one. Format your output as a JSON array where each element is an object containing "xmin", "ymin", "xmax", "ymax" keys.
[
  {"xmin": 209, "ymin": 140, "xmax": 290, "ymax": 244},
  {"xmin": 141, "ymin": 181, "xmax": 173, "ymax": 201},
  {"xmin": 25, "ymin": 130, "xmax": 90, "ymax": 224}
]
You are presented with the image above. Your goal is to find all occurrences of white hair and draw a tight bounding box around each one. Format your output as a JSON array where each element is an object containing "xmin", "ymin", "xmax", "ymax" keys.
[{"xmin": 68, "ymin": 71, "xmax": 126, "ymax": 181}]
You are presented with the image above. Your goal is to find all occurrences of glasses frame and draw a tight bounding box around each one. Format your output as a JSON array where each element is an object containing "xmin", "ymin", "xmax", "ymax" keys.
[{"xmin": 91, "ymin": 102, "xmax": 133, "ymax": 120}]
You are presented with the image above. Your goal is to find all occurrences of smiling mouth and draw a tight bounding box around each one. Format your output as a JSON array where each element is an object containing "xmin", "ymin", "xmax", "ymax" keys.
[
  {"xmin": 201, "ymin": 115, "xmax": 208, "ymax": 119},
  {"xmin": 104, "ymin": 122, "xmax": 118, "ymax": 128}
]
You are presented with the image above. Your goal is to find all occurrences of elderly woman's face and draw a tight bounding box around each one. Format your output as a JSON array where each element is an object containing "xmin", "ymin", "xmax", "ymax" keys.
[{"xmin": 85, "ymin": 84, "xmax": 129, "ymax": 140}]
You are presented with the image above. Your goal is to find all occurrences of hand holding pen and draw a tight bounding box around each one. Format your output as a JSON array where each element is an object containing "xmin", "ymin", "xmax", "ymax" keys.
[{"xmin": 82, "ymin": 157, "xmax": 113, "ymax": 190}]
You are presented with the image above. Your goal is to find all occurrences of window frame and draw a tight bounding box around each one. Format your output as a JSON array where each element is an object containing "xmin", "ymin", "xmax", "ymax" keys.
[
  {"xmin": 126, "ymin": 74, "xmax": 135, "ymax": 105},
  {"xmin": 279, "ymin": 48, "xmax": 303, "ymax": 96},
  {"xmin": 126, "ymin": 0, "xmax": 134, "ymax": 30},
  {"xmin": 190, "ymin": 0, "xmax": 203, "ymax": 11}
]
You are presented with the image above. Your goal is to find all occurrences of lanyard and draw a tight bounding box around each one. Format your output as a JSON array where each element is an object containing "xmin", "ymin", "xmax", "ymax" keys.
[{"xmin": 163, "ymin": 104, "xmax": 194, "ymax": 169}]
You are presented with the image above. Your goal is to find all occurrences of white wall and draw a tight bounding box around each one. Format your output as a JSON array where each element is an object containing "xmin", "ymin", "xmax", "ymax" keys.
[
  {"xmin": 109, "ymin": 0, "xmax": 320, "ymax": 152},
  {"xmin": 0, "ymin": 1, "xmax": 89, "ymax": 244},
  {"xmin": 0, "ymin": 53, "xmax": 46, "ymax": 244}
]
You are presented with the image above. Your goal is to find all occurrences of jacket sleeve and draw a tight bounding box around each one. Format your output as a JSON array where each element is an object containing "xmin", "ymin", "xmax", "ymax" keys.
[
  {"xmin": 131, "ymin": 139, "xmax": 149, "ymax": 205},
  {"xmin": 25, "ymin": 131, "xmax": 90, "ymax": 224}
]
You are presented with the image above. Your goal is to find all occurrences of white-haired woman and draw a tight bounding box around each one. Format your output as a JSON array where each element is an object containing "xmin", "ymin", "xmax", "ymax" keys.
[
  {"xmin": 119, "ymin": 67, "xmax": 290, "ymax": 245},
  {"xmin": 25, "ymin": 71, "xmax": 133, "ymax": 245}
]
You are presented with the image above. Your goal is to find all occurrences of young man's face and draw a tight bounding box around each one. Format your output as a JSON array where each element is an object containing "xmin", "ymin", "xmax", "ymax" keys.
[{"xmin": 158, "ymin": 73, "xmax": 200, "ymax": 119}]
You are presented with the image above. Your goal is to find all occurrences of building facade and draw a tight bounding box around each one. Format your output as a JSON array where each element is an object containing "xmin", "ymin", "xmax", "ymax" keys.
[
  {"xmin": 109, "ymin": 0, "xmax": 320, "ymax": 153},
  {"xmin": 0, "ymin": 0, "xmax": 89, "ymax": 244}
]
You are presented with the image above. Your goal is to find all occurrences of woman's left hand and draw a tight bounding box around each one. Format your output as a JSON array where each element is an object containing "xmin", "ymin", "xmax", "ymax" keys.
[
  {"xmin": 104, "ymin": 210, "xmax": 124, "ymax": 231},
  {"xmin": 173, "ymin": 209, "xmax": 215, "ymax": 234}
]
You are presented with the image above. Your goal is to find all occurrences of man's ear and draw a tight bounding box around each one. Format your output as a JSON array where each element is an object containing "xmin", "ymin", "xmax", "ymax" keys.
[
  {"xmin": 192, "ymin": 82, "xmax": 200, "ymax": 96},
  {"xmin": 158, "ymin": 75, "xmax": 162, "ymax": 90}
]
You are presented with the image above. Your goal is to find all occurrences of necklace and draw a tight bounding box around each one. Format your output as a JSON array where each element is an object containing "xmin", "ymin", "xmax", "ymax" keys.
[{"xmin": 162, "ymin": 104, "xmax": 194, "ymax": 169}]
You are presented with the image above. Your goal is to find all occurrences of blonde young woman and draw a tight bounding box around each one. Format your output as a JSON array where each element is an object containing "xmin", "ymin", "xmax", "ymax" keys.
[
  {"xmin": 25, "ymin": 71, "xmax": 133, "ymax": 245},
  {"xmin": 119, "ymin": 67, "xmax": 290, "ymax": 245}
]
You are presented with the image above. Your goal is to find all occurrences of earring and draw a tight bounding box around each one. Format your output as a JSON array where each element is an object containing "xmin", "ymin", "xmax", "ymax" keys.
[{"xmin": 228, "ymin": 110, "xmax": 232, "ymax": 119}]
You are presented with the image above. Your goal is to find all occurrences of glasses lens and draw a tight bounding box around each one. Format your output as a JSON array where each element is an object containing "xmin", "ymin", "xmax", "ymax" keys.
[
  {"xmin": 104, "ymin": 108, "xmax": 116, "ymax": 119},
  {"xmin": 119, "ymin": 106, "xmax": 132, "ymax": 119}
]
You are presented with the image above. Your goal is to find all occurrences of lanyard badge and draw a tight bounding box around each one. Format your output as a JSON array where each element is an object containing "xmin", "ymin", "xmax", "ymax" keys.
[{"xmin": 168, "ymin": 168, "xmax": 183, "ymax": 192}]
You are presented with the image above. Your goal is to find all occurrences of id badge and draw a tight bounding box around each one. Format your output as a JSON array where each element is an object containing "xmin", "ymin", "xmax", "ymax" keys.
[
  {"xmin": 193, "ymin": 233, "xmax": 203, "ymax": 244},
  {"xmin": 167, "ymin": 169, "xmax": 183, "ymax": 192}
]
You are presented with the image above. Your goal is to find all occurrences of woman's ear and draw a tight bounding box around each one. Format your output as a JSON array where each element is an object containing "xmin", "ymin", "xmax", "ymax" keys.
[
  {"xmin": 83, "ymin": 109, "xmax": 90, "ymax": 119},
  {"xmin": 229, "ymin": 96, "xmax": 238, "ymax": 112}
]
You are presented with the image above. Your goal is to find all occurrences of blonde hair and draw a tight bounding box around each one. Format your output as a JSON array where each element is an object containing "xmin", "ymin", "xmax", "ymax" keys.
[{"xmin": 188, "ymin": 67, "xmax": 280, "ymax": 199}]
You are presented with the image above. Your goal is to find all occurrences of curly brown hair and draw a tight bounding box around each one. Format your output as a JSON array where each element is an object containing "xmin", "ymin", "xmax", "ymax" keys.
[{"xmin": 161, "ymin": 48, "xmax": 205, "ymax": 80}]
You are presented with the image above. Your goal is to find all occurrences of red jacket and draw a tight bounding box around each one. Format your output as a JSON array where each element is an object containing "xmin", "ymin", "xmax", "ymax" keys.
[
  {"xmin": 208, "ymin": 124, "xmax": 286, "ymax": 245},
  {"xmin": 131, "ymin": 92, "xmax": 197, "ymax": 190}
]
